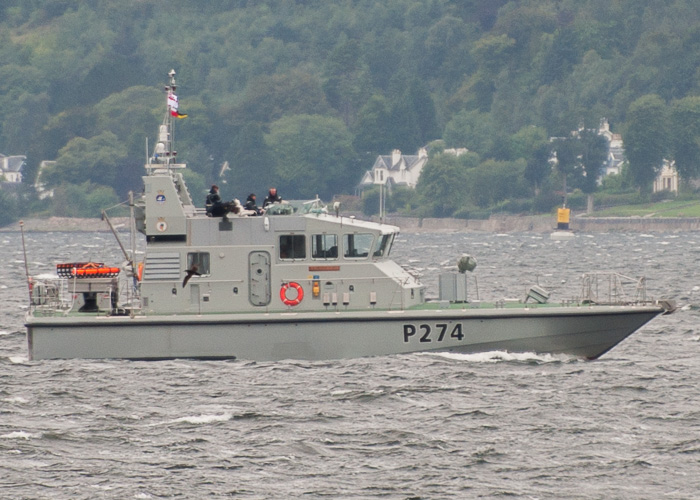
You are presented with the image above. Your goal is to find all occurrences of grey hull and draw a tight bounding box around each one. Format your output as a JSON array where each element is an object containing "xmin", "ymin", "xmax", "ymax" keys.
[{"xmin": 26, "ymin": 305, "xmax": 663, "ymax": 361}]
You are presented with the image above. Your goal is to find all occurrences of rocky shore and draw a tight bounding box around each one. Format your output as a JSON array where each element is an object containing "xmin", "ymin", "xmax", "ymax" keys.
[{"xmin": 3, "ymin": 214, "xmax": 700, "ymax": 234}]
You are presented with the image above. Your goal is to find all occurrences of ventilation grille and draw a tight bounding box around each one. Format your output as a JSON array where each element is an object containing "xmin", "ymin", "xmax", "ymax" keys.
[{"xmin": 143, "ymin": 252, "xmax": 181, "ymax": 281}]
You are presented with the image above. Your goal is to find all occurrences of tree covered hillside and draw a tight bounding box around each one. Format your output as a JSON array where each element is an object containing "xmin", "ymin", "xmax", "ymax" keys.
[{"xmin": 0, "ymin": 0, "xmax": 699, "ymax": 220}]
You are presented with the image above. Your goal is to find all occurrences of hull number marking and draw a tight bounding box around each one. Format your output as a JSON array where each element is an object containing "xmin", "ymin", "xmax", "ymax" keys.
[{"xmin": 403, "ymin": 323, "xmax": 464, "ymax": 343}]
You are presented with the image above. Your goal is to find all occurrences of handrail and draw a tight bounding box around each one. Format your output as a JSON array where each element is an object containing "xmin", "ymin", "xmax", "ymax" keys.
[
  {"xmin": 278, "ymin": 275, "xmax": 406, "ymax": 284},
  {"xmin": 580, "ymin": 272, "xmax": 648, "ymax": 304}
]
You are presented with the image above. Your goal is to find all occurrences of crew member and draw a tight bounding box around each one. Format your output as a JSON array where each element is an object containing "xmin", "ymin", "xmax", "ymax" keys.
[
  {"xmin": 244, "ymin": 193, "xmax": 264, "ymax": 215},
  {"xmin": 263, "ymin": 187, "xmax": 282, "ymax": 208},
  {"xmin": 206, "ymin": 185, "xmax": 229, "ymax": 217}
]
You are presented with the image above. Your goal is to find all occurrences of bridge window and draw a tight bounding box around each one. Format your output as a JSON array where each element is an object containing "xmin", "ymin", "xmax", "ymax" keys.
[
  {"xmin": 312, "ymin": 234, "xmax": 338, "ymax": 259},
  {"xmin": 343, "ymin": 233, "xmax": 373, "ymax": 259},
  {"xmin": 279, "ymin": 234, "xmax": 306, "ymax": 260},
  {"xmin": 373, "ymin": 233, "xmax": 395, "ymax": 258}
]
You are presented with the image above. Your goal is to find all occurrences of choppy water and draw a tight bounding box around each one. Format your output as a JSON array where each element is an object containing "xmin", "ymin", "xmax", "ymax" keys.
[{"xmin": 1, "ymin": 231, "xmax": 699, "ymax": 499}]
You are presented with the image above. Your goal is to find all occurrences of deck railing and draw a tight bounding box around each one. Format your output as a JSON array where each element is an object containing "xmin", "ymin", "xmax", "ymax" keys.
[{"xmin": 580, "ymin": 272, "xmax": 647, "ymax": 305}]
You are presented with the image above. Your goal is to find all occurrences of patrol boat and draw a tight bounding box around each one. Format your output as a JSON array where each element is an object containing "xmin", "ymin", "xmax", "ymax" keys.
[{"xmin": 24, "ymin": 71, "xmax": 673, "ymax": 361}]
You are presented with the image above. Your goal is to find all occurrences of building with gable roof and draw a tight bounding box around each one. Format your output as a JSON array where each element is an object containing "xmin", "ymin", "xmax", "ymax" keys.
[
  {"xmin": 0, "ymin": 154, "xmax": 26, "ymax": 185},
  {"xmin": 598, "ymin": 119, "xmax": 625, "ymax": 177},
  {"xmin": 359, "ymin": 147, "xmax": 429, "ymax": 191},
  {"xmin": 597, "ymin": 118, "xmax": 678, "ymax": 193}
]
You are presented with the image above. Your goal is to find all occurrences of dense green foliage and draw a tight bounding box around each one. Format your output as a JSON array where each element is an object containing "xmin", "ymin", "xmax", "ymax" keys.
[
  {"xmin": 0, "ymin": 0, "xmax": 699, "ymax": 220},
  {"xmin": 0, "ymin": 189, "xmax": 19, "ymax": 226},
  {"xmin": 624, "ymin": 95, "xmax": 669, "ymax": 193}
]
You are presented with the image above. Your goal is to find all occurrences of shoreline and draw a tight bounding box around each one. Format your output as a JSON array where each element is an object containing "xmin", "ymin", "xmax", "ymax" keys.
[
  {"xmin": 379, "ymin": 214, "xmax": 700, "ymax": 233},
  {"xmin": 3, "ymin": 215, "xmax": 700, "ymax": 234}
]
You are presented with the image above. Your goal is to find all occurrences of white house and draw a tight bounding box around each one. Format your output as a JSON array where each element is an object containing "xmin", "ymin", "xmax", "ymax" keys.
[
  {"xmin": 597, "ymin": 119, "xmax": 678, "ymax": 193},
  {"xmin": 598, "ymin": 119, "xmax": 625, "ymax": 177},
  {"xmin": 360, "ymin": 147, "xmax": 429, "ymax": 191},
  {"xmin": 0, "ymin": 154, "xmax": 25, "ymax": 184},
  {"xmin": 653, "ymin": 160, "xmax": 679, "ymax": 193}
]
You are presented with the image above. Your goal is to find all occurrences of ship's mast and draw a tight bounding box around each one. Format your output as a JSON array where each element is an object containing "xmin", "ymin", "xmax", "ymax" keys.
[
  {"xmin": 149, "ymin": 69, "xmax": 179, "ymax": 172},
  {"xmin": 164, "ymin": 69, "xmax": 176, "ymax": 165}
]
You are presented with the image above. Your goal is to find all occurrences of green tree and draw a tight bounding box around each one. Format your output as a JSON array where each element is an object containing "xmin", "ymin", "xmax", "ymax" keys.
[
  {"xmin": 416, "ymin": 151, "xmax": 479, "ymax": 216},
  {"xmin": 362, "ymin": 187, "xmax": 381, "ymax": 216},
  {"xmin": 362, "ymin": 185, "xmax": 421, "ymax": 216},
  {"xmin": 624, "ymin": 94, "xmax": 669, "ymax": 193},
  {"xmin": 470, "ymin": 34, "xmax": 516, "ymax": 75},
  {"xmin": 0, "ymin": 92, "xmax": 49, "ymax": 154},
  {"xmin": 448, "ymin": 1, "xmax": 507, "ymax": 30},
  {"xmin": 524, "ymin": 141, "xmax": 553, "ymax": 195},
  {"xmin": 226, "ymin": 122, "xmax": 276, "ymax": 198},
  {"xmin": 423, "ymin": 15, "xmax": 472, "ymax": 74},
  {"xmin": 551, "ymin": 136, "xmax": 581, "ymax": 205},
  {"xmin": 578, "ymin": 128, "xmax": 609, "ymax": 212},
  {"xmin": 50, "ymin": 181, "xmax": 120, "ymax": 217},
  {"xmin": 459, "ymin": 34, "xmax": 515, "ymax": 112},
  {"xmin": 540, "ymin": 28, "xmax": 581, "ymax": 84},
  {"xmin": 406, "ymin": 78, "xmax": 440, "ymax": 145},
  {"xmin": 0, "ymin": 64, "xmax": 46, "ymax": 99},
  {"xmin": 266, "ymin": 114, "xmax": 356, "ymax": 199},
  {"xmin": 669, "ymin": 96, "xmax": 700, "ymax": 184},
  {"xmin": 42, "ymin": 132, "xmax": 129, "ymax": 191},
  {"xmin": 493, "ymin": 4, "xmax": 557, "ymax": 63},
  {"xmin": 92, "ymin": 86, "xmax": 163, "ymax": 195},
  {"xmin": 443, "ymin": 110, "xmax": 494, "ymax": 156},
  {"xmin": 469, "ymin": 159, "xmax": 527, "ymax": 208},
  {"xmin": 352, "ymin": 94, "xmax": 392, "ymax": 156},
  {"xmin": 323, "ymin": 39, "xmax": 370, "ymax": 127},
  {"xmin": 387, "ymin": 89, "xmax": 423, "ymax": 154},
  {"xmin": 37, "ymin": 108, "xmax": 98, "ymax": 163},
  {"xmin": 233, "ymin": 69, "xmax": 330, "ymax": 127},
  {"xmin": 0, "ymin": 189, "xmax": 19, "ymax": 227},
  {"xmin": 364, "ymin": 29, "xmax": 406, "ymax": 91},
  {"xmin": 387, "ymin": 185, "xmax": 419, "ymax": 214},
  {"xmin": 93, "ymin": 86, "xmax": 162, "ymax": 146},
  {"xmin": 509, "ymin": 126, "xmax": 548, "ymax": 161}
]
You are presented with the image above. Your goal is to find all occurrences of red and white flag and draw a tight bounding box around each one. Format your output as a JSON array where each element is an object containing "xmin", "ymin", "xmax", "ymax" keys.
[
  {"xmin": 168, "ymin": 93, "xmax": 178, "ymax": 110},
  {"xmin": 167, "ymin": 93, "xmax": 187, "ymax": 118}
]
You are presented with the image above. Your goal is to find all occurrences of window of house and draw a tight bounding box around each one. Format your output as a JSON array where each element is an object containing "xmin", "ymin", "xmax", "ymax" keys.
[
  {"xmin": 187, "ymin": 252, "xmax": 210, "ymax": 275},
  {"xmin": 343, "ymin": 233, "xmax": 373, "ymax": 259},
  {"xmin": 373, "ymin": 233, "xmax": 395, "ymax": 258},
  {"xmin": 312, "ymin": 234, "xmax": 338, "ymax": 259},
  {"xmin": 279, "ymin": 234, "xmax": 306, "ymax": 260}
]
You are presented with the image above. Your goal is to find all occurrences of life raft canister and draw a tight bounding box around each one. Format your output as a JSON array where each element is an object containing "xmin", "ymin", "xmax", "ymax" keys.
[
  {"xmin": 280, "ymin": 282, "xmax": 304, "ymax": 306},
  {"xmin": 56, "ymin": 262, "xmax": 120, "ymax": 278}
]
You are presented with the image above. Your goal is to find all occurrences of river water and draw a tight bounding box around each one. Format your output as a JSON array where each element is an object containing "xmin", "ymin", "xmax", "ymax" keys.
[{"xmin": 1, "ymin": 231, "xmax": 698, "ymax": 499}]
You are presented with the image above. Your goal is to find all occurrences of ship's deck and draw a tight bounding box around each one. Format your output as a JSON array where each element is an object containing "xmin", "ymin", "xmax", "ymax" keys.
[{"xmin": 30, "ymin": 299, "xmax": 646, "ymax": 319}]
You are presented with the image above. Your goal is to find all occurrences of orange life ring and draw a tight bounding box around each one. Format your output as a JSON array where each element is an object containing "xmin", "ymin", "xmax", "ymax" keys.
[{"xmin": 280, "ymin": 282, "xmax": 304, "ymax": 306}]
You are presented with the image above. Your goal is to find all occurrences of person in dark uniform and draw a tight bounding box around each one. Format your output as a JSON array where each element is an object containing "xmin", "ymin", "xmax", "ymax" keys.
[
  {"xmin": 244, "ymin": 193, "xmax": 264, "ymax": 215},
  {"xmin": 206, "ymin": 185, "xmax": 230, "ymax": 217},
  {"xmin": 263, "ymin": 187, "xmax": 282, "ymax": 208}
]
